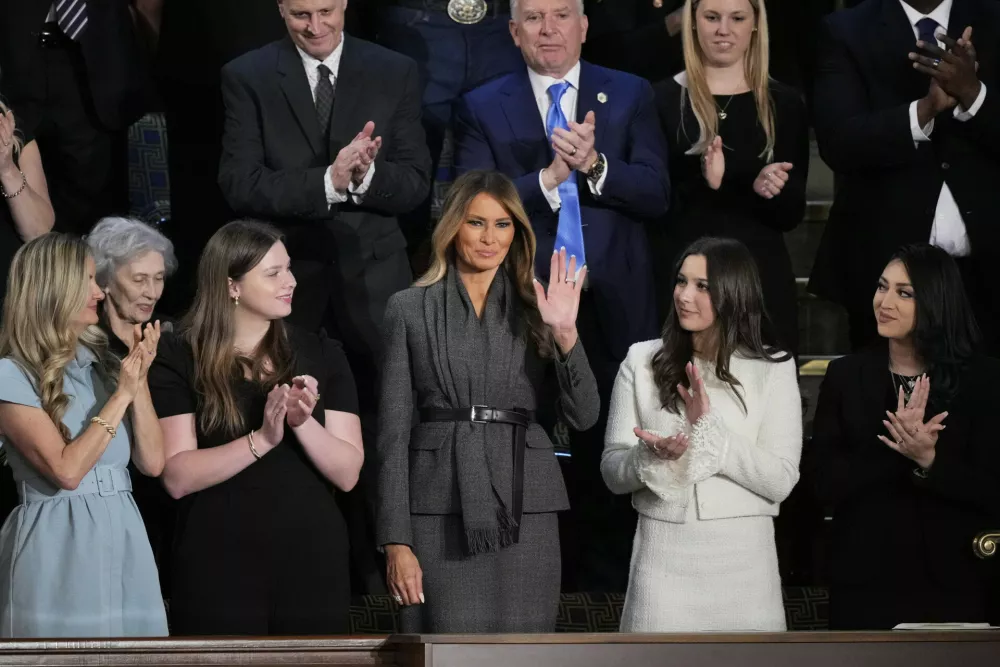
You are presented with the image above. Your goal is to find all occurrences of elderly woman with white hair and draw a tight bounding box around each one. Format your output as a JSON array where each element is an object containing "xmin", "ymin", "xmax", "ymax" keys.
[
  {"xmin": 87, "ymin": 217, "xmax": 178, "ymax": 357},
  {"xmin": 87, "ymin": 216, "xmax": 178, "ymax": 598}
]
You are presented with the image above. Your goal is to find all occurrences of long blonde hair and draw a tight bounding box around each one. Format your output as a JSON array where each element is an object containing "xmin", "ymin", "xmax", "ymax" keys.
[
  {"xmin": 417, "ymin": 170, "xmax": 554, "ymax": 358},
  {"xmin": 680, "ymin": 0, "xmax": 775, "ymax": 161},
  {"xmin": 0, "ymin": 234, "xmax": 117, "ymax": 442},
  {"xmin": 181, "ymin": 220, "xmax": 295, "ymax": 436}
]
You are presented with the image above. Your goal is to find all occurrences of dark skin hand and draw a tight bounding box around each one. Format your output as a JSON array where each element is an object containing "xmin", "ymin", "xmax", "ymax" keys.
[{"xmin": 909, "ymin": 27, "xmax": 982, "ymax": 110}]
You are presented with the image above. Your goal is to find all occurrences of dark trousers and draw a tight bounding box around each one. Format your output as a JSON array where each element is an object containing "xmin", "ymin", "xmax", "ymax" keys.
[
  {"xmin": 558, "ymin": 289, "xmax": 637, "ymax": 594},
  {"xmin": 286, "ymin": 249, "xmax": 414, "ymax": 596},
  {"xmin": 18, "ymin": 43, "xmax": 128, "ymax": 235},
  {"xmin": 375, "ymin": 7, "xmax": 523, "ymax": 263},
  {"xmin": 848, "ymin": 256, "xmax": 999, "ymax": 355}
]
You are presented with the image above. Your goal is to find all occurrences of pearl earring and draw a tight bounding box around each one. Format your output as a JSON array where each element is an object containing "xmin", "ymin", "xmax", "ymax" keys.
[{"xmin": 233, "ymin": 295, "xmax": 239, "ymax": 307}]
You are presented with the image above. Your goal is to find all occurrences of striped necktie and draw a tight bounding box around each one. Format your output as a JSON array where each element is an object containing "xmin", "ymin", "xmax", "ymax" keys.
[{"xmin": 55, "ymin": 0, "xmax": 89, "ymax": 41}]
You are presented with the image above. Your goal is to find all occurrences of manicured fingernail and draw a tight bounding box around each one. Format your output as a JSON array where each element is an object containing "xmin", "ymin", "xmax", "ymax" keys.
[{"xmin": 419, "ymin": 593, "xmax": 425, "ymax": 603}]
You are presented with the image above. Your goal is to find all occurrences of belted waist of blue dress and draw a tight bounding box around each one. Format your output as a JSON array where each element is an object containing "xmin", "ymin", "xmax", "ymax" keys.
[{"xmin": 19, "ymin": 465, "xmax": 132, "ymax": 503}]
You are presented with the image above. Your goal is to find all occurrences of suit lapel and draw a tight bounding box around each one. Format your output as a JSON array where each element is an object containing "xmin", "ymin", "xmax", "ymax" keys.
[
  {"xmin": 500, "ymin": 71, "xmax": 551, "ymax": 170},
  {"xmin": 877, "ymin": 0, "xmax": 930, "ymax": 101},
  {"xmin": 276, "ymin": 38, "xmax": 325, "ymax": 156},
  {"xmin": 576, "ymin": 61, "xmax": 611, "ymax": 155},
  {"xmin": 329, "ymin": 34, "xmax": 366, "ymax": 160}
]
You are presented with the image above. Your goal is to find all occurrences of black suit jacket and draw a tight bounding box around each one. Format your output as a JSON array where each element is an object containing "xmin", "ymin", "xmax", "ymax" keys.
[
  {"xmin": 809, "ymin": 0, "xmax": 1000, "ymax": 312},
  {"xmin": 803, "ymin": 346, "xmax": 1000, "ymax": 624},
  {"xmin": 0, "ymin": 0, "xmax": 149, "ymax": 130},
  {"xmin": 218, "ymin": 35, "xmax": 431, "ymax": 298}
]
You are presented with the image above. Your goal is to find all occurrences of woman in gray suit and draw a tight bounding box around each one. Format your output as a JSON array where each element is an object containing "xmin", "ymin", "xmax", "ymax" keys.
[{"xmin": 376, "ymin": 170, "xmax": 600, "ymax": 633}]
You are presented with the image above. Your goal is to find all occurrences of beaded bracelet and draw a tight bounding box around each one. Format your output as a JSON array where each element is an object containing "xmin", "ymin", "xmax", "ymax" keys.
[{"xmin": 1, "ymin": 169, "xmax": 26, "ymax": 200}]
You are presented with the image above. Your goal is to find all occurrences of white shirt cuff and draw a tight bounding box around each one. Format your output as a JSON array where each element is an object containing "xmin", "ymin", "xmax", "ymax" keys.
[
  {"xmin": 909, "ymin": 100, "xmax": 934, "ymax": 143},
  {"xmin": 540, "ymin": 170, "xmax": 562, "ymax": 212},
  {"xmin": 348, "ymin": 162, "xmax": 376, "ymax": 203},
  {"xmin": 325, "ymin": 165, "xmax": 349, "ymax": 205},
  {"xmin": 586, "ymin": 154, "xmax": 608, "ymax": 196},
  {"xmin": 955, "ymin": 83, "xmax": 987, "ymax": 121}
]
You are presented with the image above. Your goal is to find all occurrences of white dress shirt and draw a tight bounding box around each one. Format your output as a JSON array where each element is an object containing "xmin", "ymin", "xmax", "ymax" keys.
[
  {"xmin": 295, "ymin": 39, "xmax": 375, "ymax": 205},
  {"xmin": 528, "ymin": 62, "xmax": 609, "ymax": 211},
  {"xmin": 901, "ymin": 0, "xmax": 987, "ymax": 257}
]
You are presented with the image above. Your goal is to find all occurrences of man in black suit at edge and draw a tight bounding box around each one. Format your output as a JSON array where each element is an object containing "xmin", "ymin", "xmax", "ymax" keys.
[
  {"xmin": 218, "ymin": 0, "xmax": 432, "ymax": 595},
  {"xmin": 0, "ymin": 0, "xmax": 151, "ymax": 234},
  {"xmin": 810, "ymin": 0, "xmax": 1000, "ymax": 352}
]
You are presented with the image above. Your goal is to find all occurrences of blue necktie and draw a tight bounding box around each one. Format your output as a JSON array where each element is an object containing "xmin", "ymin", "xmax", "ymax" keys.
[
  {"xmin": 916, "ymin": 17, "xmax": 940, "ymax": 51},
  {"xmin": 55, "ymin": 0, "xmax": 89, "ymax": 41},
  {"xmin": 546, "ymin": 81, "xmax": 586, "ymax": 269}
]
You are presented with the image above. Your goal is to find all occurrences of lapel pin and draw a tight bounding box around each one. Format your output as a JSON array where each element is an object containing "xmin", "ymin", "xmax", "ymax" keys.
[{"xmin": 597, "ymin": 92, "xmax": 608, "ymax": 104}]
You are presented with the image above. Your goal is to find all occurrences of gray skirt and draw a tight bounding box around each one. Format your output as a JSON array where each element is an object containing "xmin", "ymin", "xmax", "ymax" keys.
[{"xmin": 400, "ymin": 512, "xmax": 560, "ymax": 633}]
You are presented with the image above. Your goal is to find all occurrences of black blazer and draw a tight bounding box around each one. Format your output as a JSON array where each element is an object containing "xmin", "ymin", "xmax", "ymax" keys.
[
  {"xmin": 217, "ymin": 34, "xmax": 432, "ymax": 286},
  {"xmin": 0, "ymin": 0, "xmax": 149, "ymax": 130},
  {"xmin": 809, "ymin": 0, "xmax": 1000, "ymax": 310},
  {"xmin": 803, "ymin": 346, "xmax": 1000, "ymax": 624}
]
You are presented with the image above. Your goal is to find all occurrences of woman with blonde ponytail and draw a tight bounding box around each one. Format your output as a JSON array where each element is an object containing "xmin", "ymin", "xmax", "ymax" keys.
[
  {"xmin": 652, "ymin": 0, "xmax": 809, "ymax": 355},
  {"xmin": 0, "ymin": 234, "xmax": 167, "ymax": 638}
]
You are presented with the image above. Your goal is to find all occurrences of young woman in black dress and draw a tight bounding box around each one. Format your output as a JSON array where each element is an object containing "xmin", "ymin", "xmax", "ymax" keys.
[
  {"xmin": 653, "ymin": 0, "xmax": 808, "ymax": 354},
  {"xmin": 148, "ymin": 220, "xmax": 363, "ymax": 635}
]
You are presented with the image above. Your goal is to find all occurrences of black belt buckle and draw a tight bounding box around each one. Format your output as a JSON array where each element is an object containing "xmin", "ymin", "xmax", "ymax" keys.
[{"xmin": 470, "ymin": 405, "xmax": 491, "ymax": 423}]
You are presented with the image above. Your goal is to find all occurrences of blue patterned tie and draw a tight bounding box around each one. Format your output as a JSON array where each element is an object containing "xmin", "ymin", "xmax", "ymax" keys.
[
  {"xmin": 546, "ymin": 81, "xmax": 586, "ymax": 269},
  {"xmin": 55, "ymin": 0, "xmax": 89, "ymax": 41}
]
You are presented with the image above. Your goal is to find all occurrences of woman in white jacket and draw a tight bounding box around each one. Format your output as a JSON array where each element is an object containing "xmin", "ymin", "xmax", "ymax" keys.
[{"xmin": 602, "ymin": 237, "xmax": 802, "ymax": 632}]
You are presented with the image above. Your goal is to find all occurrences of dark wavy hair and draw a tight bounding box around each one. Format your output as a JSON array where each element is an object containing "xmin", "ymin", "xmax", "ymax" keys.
[
  {"xmin": 652, "ymin": 237, "xmax": 790, "ymax": 414},
  {"xmin": 884, "ymin": 243, "xmax": 979, "ymax": 406}
]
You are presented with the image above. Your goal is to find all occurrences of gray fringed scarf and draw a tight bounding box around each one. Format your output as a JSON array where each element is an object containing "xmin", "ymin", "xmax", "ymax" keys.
[{"xmin": 422, "ymin": 264, "xmax": 526, "ymax": 555}]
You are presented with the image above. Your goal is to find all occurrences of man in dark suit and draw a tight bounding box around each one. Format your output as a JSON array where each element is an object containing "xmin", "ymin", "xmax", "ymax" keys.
[
  {"xmin": 810, "ymin": 0, "xmax": 1000, "ymax": 352},
  {"xmin": 453, "ymin": 0, "xmax": 670, "ymax": 592},
  {"xmin": 0, "ymin": 0, "xmax": 150, "ymax": 234},
  {"xmin": 218, "ymin": 0, "xmax": 432, "ymax": 594}
]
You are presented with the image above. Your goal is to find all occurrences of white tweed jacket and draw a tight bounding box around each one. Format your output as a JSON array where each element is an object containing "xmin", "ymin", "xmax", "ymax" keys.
[{"xmin": 602, "ymin": 340, "xmax": 802, "ymax": 523}]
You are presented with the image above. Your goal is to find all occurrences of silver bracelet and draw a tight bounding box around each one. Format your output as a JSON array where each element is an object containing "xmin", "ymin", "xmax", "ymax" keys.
[
  {"xmin": 1, "ymin": 169, "xmax": 26, "ymax": 200},
  {"xmin": 248, "ymin": 429, "xmax": 262, "ymax": 460}
]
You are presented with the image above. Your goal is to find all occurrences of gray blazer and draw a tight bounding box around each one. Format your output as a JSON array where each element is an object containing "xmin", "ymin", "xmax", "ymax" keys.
[{"xmin": 375, "ymin": 276, "xmax": 600, "ymax": 548}]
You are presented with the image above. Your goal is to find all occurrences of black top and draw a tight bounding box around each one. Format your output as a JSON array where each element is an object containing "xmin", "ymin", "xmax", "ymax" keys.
[
  {"xmin": 652, "ymin": 77, "xmax": 809, "ymax": 353},
  {"xmin": 0, "ymin": 126, "xmax": 34, "ymax": 312},
  {"xmin": 804, "ymin": 344, "xmax": 1000, "ymax": 628},
  {"xmin": 147, "ymin": 324, "xmax": 359, "ymax": 634}
]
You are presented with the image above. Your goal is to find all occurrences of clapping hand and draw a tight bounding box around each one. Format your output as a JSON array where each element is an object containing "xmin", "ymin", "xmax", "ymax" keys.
[
  {"xmin": 910, "ymin": 26, "xmax": 981, "ymax": 109},
  {"xmin": 878, "ymin": 375, "xmax": 947, "ymax": 469},
  {"xmin": 701, "ymin": 136, "xmax": 725, "ymax": 190},
  {"xmin": 678, "ymin": 361, "xmax": 711, "ymax": 425},
  {"xmin": 635, "ymin": 427, "xmax": 689, "ymax": 461},
  {"xmin": 350, "ymin": 121, "xmax": 382, "ymax": 187},
  {"xmin": 552, "ymin": 110, "xmax": 598, "ymax": 173},
  {"xmin": 533, "ymin": 247, "xmax": 586, "ymax": 355},
  {"xmin": 131, "ymin": 320, "xmax": 161, "ymax": 378},
  {"xmin": 753, "ymin": 162, "xmax": 793, "ymax": 199},
  {"xmin": 286, "ymin": 375, "xmax": 320, "ymax": 428},
  {"xmin": 257, "ymin": 384, "xmax": 290, "ymax": 450}
]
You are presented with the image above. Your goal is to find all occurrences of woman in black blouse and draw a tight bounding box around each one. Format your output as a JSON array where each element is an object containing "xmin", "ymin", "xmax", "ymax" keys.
[
  {"xmin": 148, "ymin": 220, "xmax": 363, "ymax": 635},
  {"xmin": 805, "ymin": 244, "xmax": 1000, "ymax": 628},
  {"xmin": 653, "ymin": 0, "xmax": 808, "ymax": 353}
]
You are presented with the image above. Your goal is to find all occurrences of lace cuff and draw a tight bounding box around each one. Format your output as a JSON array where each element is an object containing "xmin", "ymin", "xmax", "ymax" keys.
[{"xmin": 685, "ymin": 412, "xmax": 729, "ymax": 483}]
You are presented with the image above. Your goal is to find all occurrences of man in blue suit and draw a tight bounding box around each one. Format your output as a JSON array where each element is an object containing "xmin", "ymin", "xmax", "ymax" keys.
[{"xmin": 454, "ymin": 0, "xmax": 670, "ymax": 593}]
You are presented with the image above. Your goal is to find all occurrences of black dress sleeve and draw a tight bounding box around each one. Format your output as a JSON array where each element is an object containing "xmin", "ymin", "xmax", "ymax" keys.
[
  {"xmin": 319, "ymin": 334, "xmax": 358, "ymax": 416},
  {"xmin": 148, "ymin": 333, "xmax": 198, "ymax": 418}
]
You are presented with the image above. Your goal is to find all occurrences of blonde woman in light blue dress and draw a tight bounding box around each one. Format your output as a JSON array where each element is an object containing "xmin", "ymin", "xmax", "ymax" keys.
[{"xmin": 0, "ymin": 234, "xmax": 168, "ymax": 638}]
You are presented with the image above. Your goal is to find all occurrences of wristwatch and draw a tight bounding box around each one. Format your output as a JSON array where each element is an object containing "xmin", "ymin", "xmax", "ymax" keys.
[{"xmin": 585, "ymin": 153, "xmax": 606, "ymax": 185}]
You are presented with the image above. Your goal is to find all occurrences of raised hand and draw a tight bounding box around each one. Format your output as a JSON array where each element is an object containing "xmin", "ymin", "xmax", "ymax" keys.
[
  {"xmin": 910, "ymin": 25, "xmax": 981, "ymax": 109},
  {"xmin": 116, "ymin": 344, "xmax": 145, "ymax": 401},
  {"xmin": 134, "ymin": 320, "xmax": 161, "ymax": 378},
  {"xmin": 258, "ymin": 384, "xmax": 290, "ymax": 450},
  {"xmin": 702, "ymin": 136, "xmax": 725, "ymax": 190},
  {"xmin": 635, "ymin": 427, "xmax": 689, "ymax": 461},
  {"xmin": 286, "ymin": 375, "xmax": 320, "ymax": 428},
  {"xmin": 678, "ymin": 361, "xmax": 711, "ymax": 425},
  {"xmin": 350, "ymin": 121, "xmax": 381, "ymax": 187},
  {"xmin": 533, "ymin": 247, "xmax": 586, "ymax": 355},
  {"xmin": 753, "ymin": 162, "xmax": 793, "ymax": 199},
  {"xmin": 880, "ymin": 408, "xmax": 947, "ymax": 470},
  {"xmin": 553, "ymin": 110, "xmax": 598, "ymax": 173},
  {"xmin": 892, "ymin": 375, "xmax": 929, "ymax": 433}
]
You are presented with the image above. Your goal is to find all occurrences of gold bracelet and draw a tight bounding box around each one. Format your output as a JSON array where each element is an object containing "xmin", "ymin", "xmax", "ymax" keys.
[
  {"xmin": 248, "ymin": 429, "xmax": 262, "ymax": 460},
  {"xmin": 91, "ymin": 416, "xmax": 116, "ymax": 438}
]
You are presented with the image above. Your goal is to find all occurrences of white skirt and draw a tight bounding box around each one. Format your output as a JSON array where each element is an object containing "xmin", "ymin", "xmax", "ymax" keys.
[{"xmin": 620, "ymin": 502, "xmax": 786, "ymax": 632}]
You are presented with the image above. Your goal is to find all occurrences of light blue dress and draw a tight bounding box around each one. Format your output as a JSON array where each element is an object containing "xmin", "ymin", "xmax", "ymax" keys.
[{"xmin": 0, "ymin": 347, "xmax": 168, "ymax": 637}]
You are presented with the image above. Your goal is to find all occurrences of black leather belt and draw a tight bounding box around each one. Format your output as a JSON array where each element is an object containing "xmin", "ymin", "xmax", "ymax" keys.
[
  {"xmin": 420, "ymin": 406, "xmax": 533, "ymax": 542},
  {"xmin": 37, "ymin": 22, "xmax": 75, "ymax": 49},
  {"xmin": 394, "ymin": 0, "xmax": 511, "ymax": 16}
]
